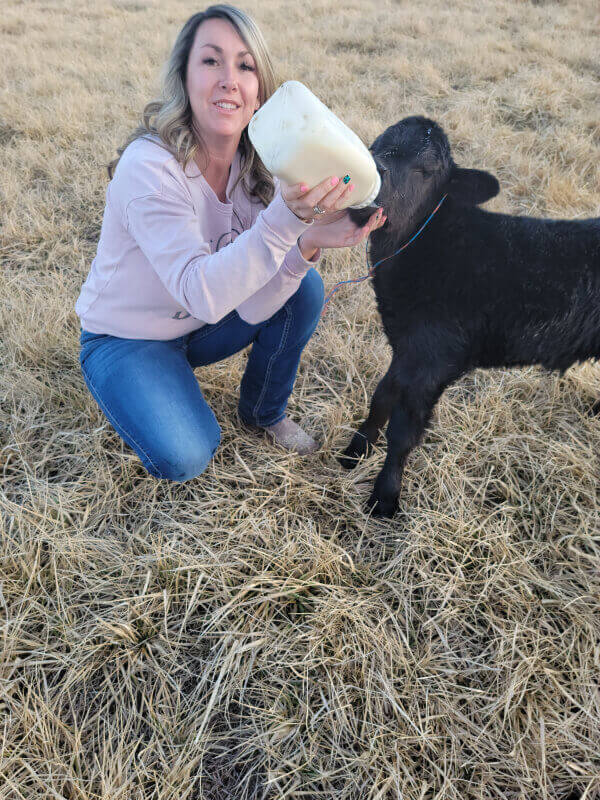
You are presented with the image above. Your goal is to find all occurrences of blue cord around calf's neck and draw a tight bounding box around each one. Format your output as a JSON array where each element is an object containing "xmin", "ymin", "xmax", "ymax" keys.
[{"xmin": 321, "ymin": 194, "xmax": 448, "ymax": 316}]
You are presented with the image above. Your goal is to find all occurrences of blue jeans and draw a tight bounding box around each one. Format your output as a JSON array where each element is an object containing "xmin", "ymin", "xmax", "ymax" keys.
[{"xmin": 79, "ymin": 269, "xmax": 324, "ymax": 482}]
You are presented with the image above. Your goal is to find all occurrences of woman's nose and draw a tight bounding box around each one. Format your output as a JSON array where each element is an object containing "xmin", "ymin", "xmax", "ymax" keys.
[{"xmin": 219, "ymin": 65, "xmax": 238, "ymax": 89}]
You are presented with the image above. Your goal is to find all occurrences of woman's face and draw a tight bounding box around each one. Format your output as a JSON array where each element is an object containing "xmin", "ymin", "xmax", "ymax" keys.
[{"xmin": 186, "ymin": 18, "xmax": 260, "ymax": 150}]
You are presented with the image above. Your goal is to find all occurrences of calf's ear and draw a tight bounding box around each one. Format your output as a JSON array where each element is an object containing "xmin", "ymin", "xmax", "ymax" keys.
[{"xmin": 447, "ymin": 168, "xmax": 499, "ymax": 205}]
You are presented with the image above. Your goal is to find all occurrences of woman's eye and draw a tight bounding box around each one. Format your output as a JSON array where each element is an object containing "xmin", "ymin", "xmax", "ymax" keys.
[{"xmin": 202, "ymin": 58, "xmax": 254, "ymax": 71}]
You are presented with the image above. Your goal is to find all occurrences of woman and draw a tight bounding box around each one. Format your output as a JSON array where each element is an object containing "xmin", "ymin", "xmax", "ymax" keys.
[{"xmin": 75, "ymin": 5, "xmax": 386, "ymax": 482}]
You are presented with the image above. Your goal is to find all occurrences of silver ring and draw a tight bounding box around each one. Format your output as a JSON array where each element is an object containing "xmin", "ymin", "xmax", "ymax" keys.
[{"xmin": 312, "ymin": 204, "xmax": 325, "ymax": 215}]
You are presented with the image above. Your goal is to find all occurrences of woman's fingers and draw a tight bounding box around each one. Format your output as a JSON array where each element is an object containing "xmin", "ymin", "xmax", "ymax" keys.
[
  {"xmin": 304, "ymin": 175, "xmax": 342, "ymax": 206},
  {"xmin": 293, "ymin": 179, "xmax": 387, "ymax": 226},
  {"xmin": 288, "ymin": 181, "xmax": 311, "ymax": 199},
  {"xmin": 300, "ymin": 175, "xmax": 354, "ymax": 211},
  {"xmin": 322, "ymin": 177, "xmax": 355, "ymax": 210},
  {"xmin": 358, "ymin": 209, "xmax": 386, "ymax": 241},
  {"xmin": 370, "ymin": 209, "xmax": 386, "ymax": 229}
]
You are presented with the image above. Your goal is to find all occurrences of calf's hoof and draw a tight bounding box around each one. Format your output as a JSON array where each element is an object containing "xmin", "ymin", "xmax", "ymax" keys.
[
  {"xmin": 365, "ymin": 491, "xmax": 398, "ymax": 518},
  {"xmin": 338, "ymin": 433, "xmax": 371, "ymax": 470}
]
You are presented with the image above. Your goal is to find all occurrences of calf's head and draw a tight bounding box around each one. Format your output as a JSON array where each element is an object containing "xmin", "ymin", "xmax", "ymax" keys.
[{"xmin": 350, "ymin": 116, "xmax": 500, "ymax": 236}]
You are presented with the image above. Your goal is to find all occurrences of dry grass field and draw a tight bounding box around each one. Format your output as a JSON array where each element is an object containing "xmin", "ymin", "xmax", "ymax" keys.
[{"xmin": 1, "ymin": 0, "xmax": 600, "ymax": 797}]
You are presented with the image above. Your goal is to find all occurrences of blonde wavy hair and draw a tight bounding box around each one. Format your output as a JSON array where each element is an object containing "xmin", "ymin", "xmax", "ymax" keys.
[{"xmin": 107, "ymin": 5, "xmax": 278, "ymax": 206}]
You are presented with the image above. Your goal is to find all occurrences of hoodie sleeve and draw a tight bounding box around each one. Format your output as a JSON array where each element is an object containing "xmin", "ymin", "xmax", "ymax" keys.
[
  {"xmin": 233, "ymin": 176, "xmax": 323, "ymax": 324},
  {"xmin": 123, "ymin": 172, "xmax": 315, "ymax": 326},
  {"xmin": 235, "ymin": 237, "xmax": 321, "ymax": 324}
]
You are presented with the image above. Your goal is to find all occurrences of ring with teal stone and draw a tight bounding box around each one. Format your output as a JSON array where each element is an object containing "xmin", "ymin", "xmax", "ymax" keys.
[{"xmin": 343, "ymin": 175, "xmax": 351, "ymax": 184}]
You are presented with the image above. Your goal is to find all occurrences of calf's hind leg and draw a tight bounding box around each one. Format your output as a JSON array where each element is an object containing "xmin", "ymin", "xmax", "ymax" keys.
[{"xmin": 338, "ymin": 360, "xmax": 397, "ymax": 469}]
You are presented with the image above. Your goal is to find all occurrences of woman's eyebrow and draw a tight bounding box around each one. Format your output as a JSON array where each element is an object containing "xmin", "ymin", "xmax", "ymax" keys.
[{"xmin": 200, "ymin": 44, "xmax": 251, "ymax": 57}]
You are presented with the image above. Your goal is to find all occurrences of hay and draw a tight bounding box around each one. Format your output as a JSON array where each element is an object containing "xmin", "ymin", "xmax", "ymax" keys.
[{"xmin": 1, "ymin": 0, "xmax": 599, "ymax": 797}]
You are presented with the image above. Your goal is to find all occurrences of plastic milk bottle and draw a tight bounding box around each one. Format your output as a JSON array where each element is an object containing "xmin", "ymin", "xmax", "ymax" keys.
[{"xmin": 248, "ymin": 81, "xmax": 381, "ymax": 210}]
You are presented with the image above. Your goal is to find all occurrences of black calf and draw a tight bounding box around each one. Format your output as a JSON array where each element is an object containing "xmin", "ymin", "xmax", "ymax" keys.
[{"xmin": 340, "ymin": 116, "xmax": 600, "ymax": 517}]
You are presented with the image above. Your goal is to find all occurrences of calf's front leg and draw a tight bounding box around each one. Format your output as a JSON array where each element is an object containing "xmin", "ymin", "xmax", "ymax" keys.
[
  {"xmin": 338, "ymin": 362, "xmax": 397, "ymax": 470},
  {"xmin": 367, "ymin": 388, "xmax": 441, "ymax": 518}
]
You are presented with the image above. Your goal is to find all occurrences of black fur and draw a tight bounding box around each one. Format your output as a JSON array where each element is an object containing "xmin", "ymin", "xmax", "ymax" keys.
[{"xmin": 340, "ymin": 116, "xmax": 600, "ymax": 518}]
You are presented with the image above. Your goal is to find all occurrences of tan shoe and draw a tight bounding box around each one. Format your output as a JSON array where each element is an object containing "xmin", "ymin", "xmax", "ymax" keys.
[{"xmin": 242, "ymin": 415, "xmax": 320, "ymax": 455}]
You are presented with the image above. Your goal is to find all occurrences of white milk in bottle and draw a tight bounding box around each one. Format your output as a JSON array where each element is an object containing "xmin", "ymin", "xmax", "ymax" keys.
[{"xmin": 248, "ymin": 80, "xmax": 381, "ymax": 210}]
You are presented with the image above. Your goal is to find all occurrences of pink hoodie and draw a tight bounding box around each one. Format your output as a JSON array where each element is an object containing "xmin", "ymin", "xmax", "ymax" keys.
[{"xmin": 75, "ymin": 135, "xmax": 321, "ymax": 340}]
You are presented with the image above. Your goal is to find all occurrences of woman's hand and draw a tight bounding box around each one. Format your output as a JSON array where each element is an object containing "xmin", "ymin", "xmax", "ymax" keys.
[
  {"xmin": 280, "ymin": 175, "xmax": 356, "ymax": 222},
  {"xmin": 302, "ymin": 206, "xmax": 387, "ymax": 250}
]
